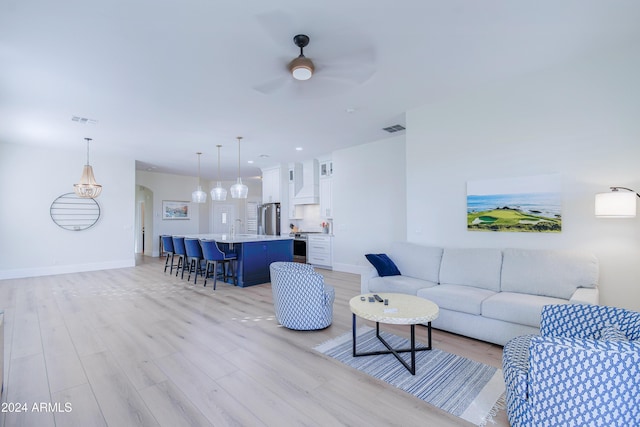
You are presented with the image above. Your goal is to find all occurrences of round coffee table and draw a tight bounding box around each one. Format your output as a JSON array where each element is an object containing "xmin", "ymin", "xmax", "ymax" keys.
[{"xmin": 349, "ymin": 293, "xmax": 439, "ymax": 375}]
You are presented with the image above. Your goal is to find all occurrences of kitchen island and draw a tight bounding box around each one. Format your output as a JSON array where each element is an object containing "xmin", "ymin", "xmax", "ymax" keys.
[{"xmin": 185, "ymin": 234, "xmax": 293, "ymax": 287}]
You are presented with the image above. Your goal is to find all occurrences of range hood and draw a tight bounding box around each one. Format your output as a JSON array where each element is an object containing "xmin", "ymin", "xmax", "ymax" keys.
[{"xmin": 293, "ymin": 159, "xmax": 319, "ymax": 205}]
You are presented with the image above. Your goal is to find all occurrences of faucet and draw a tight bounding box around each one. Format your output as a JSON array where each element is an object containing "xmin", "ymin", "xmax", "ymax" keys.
[{"xmin": 235, "ymin": 218, "xmax": 242, "ymax": 234}]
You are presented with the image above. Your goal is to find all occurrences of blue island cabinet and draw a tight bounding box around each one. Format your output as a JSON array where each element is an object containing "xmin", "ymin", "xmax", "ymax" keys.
[{"xmin": 236, "ymin": 239, "xmax": 293, "ymax": 287}]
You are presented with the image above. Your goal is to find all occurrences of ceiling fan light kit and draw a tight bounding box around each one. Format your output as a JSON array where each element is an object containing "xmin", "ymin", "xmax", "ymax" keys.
[
  {"xmin": 289, "ymin": 34, "xmax": 314, "ymax": 81},
  {"xmin": 289, "ymin": 56, "xmax": 314, "ymax": 80}
]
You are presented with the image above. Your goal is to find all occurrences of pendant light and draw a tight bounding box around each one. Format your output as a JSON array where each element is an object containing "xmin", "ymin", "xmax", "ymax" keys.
[
  {"xmin": 191, "ymin": 152, "xmax": 207, "ymax": 203},
  {"xmin": 230, "ymin": 136, "xmax": 248, "ymax": 199},
  {"xmin": 211, "ymin": 144, "xmax": 227, "ymax": 201},
  {"xmin": 73, "ymin": 137, "xmax": 102, "ymax": 198}
]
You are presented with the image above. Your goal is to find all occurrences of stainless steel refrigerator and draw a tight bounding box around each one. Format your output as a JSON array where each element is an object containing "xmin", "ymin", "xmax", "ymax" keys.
[{"xmin": 258, "ymin": 202, "xmax": 281, "ymax": 235}]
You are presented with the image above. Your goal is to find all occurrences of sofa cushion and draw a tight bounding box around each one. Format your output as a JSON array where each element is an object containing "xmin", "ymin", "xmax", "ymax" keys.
[
  {"xmin": 417, "ymin": 284, "xmax": 495, "ymax": 315},
  {"xmin": 389, "ymin": 242, "xmax": 443, "ymax": 282},
  {"xmin": 439, "ymin": 248, "xmax": 503, "ymax": 292},
  {"xmin": 368, "ymin": 276, "xmax": 437, "ymax": 296},
  {"xmin": 365, "ymin": 253, "xmax": 401, "ymax": 277},
  {"xmin": 482, "ymin": 292, "xmax": 568, "ymax": 328},
  {"xmin": 501, "ymin": 248, "xmax": 598, "ymax": 300}
]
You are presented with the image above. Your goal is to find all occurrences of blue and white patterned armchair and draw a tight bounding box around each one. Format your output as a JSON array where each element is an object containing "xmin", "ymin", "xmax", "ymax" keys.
[
  {"xmin": 269, "ymin": 262, "xmax": 335, "ymax": 330},
  {"xmin": 503, "ymin": 304, "xmax": 640, "ymax": 427}
]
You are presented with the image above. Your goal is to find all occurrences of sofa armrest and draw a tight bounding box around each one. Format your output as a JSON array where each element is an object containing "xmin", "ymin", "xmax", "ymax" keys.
[
  {"xmin": 569, "ymin": 287, "xmax": 599, "ymax": 305},
  {"xmin": 360, "ymin": 266, "xmax": 379, "ymax": 294}
]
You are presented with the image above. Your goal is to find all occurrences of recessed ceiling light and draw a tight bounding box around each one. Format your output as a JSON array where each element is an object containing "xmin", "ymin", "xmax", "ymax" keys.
[
  {"xmin": 247, "ymin": 160, "xmax": 254, "ymax": 164},
  {"xmin": 346, "ymin": 107, "xmax": 356, "ymax": 114},
  {"xmin": 295, "ymin": 147, "xmax": 303, "ymax": 151}
]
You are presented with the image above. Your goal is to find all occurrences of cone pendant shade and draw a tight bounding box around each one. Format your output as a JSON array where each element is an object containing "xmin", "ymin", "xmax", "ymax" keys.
[
  {"xmin": 230, "ymin": 136, "xmax": 248, "ymax": 199},
  {"xmin": 191, "ymin": 152, "xmax": 207, "ymax": 203},
  {"xmin": 230, "ymin": 178, "xmax": 248, "ymax": 199},
  {"xmin": 211, "ymin": 144, "xmax": 227, "ymax": 201}
]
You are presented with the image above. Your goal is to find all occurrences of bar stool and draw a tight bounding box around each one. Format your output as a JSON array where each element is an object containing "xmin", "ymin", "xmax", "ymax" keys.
[
  {"xmin": 161, "ymin": 235, "xmax": 175, "ymax": 274},
  {"xmin": 171, "ymin": 236, "xmax": 187, "ymax": 279},
  {"xmin": 200, "ymin": 240, "xmax": 238, "ymax": 290},
  {"xmin": 184, "ymin": 238, "xmax": 205, "ymax": 284}
]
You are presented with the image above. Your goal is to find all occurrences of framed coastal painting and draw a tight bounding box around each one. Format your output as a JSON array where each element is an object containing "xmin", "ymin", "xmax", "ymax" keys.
[
  {"xmin": 162, "ymin": 200, "xmax": 190, "ymax": 220},
  {"xmin": 467, "ymin": 174, "xmax": 561, "ymax": 232}
]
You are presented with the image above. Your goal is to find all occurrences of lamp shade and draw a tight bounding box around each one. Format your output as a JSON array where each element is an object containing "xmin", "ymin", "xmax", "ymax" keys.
[
  {"xmin": 211, "ymin": 183, "xmax": 227, "ymax": 201},
  {"xmin": 211, "ymin": 144, "xmax": 227, "ymax": 201},
  {"xmin": 230, "ymin": 178, "xmax": 248, "ymax": 199},
  {"xmin": 191, "ymin": 152, "xmax": 207, "ymax": 203},
  {"xmin": 595, "ymin": 191, "xmax": 637, "ymax": 218},
  {"xmin": 230, "ymin": 137, "xmax": 248, "ymax": 199},
  {"xmin": 192, "ymin": 186, "xmax": 207, "ymax": 203}
]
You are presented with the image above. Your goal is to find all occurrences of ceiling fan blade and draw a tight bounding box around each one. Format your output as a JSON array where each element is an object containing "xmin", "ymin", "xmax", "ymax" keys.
[
  {"xmin": 313, "ymin": 47, "xmax": 376, "ymax": 84},
  {"xmin": 253, "ymin": 76, "xmax": 290, "ymax": 94},
  {"xmin": 255, "ymin": 10, "xmax": 296, "ymax": 47},
  {"xmin": 313, "ymin": 64, "xmax": 376, "ymax": 85}
]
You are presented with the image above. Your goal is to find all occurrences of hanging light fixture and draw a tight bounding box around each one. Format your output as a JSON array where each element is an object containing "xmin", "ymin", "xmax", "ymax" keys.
[
  {"xmin": 73, "ymin": 137, "xmax": 102, "ymax": 198},
  {"xmin": 230, "ymin": 136, "xmax": 248, "ymax": 199},
  {"xmin": 191, "ymin": 152, "xmax": 207, "ymax": 203},
  {"xmin": 211, "ymin": 144, "xmax": 227, "ymax": 201}
]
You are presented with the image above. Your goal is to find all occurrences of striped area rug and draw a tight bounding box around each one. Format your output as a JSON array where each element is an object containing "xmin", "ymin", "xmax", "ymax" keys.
[{"xmin": 314, "ymin": 326, "xmax": 505, "ymax": 426}]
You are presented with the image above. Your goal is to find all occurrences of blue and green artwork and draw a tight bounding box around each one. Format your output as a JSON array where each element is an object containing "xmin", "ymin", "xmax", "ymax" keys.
[{"xmin": 467, "ymin": 174, "xmax": 561, "ymax": 232}]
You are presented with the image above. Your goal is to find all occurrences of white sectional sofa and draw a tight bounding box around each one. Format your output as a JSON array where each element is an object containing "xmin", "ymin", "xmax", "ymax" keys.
[{"xmin": 361, "ymin": 242, "xmax": 599, "ymax": 346}]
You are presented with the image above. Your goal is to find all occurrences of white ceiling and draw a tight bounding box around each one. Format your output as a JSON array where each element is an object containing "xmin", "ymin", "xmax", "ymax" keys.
[{"xmin": 2, "ymin": 0, "xmax": 639, "ymax": 181}]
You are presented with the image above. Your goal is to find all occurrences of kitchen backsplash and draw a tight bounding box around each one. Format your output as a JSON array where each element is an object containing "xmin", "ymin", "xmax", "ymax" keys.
[{"xmin": 289, "ymin": 204, "xmax": 332, "ymax": 233}]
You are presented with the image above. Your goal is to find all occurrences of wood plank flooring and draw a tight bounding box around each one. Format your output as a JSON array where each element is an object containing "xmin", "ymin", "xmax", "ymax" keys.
[{"xmin": 0, "ymin": 258, "xmax": 509, "ymax": 426}]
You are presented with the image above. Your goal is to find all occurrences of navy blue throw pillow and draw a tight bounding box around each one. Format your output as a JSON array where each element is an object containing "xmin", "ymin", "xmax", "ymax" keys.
[{"xmin": 365, "ymin": 253, "xmax": 401, "ymax": 277}]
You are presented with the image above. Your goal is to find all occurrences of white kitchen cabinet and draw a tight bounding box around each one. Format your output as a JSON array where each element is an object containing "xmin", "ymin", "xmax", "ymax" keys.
[
  {"xmin": 320, "ymin": 160, "xmax": 333, "ymax": 177},
  {"xmin": 320, "ymin": 177, "xmax": 332, "ymax": 218},
  {"xmin": 261, "ymin": 166, "xmax": 280, "ymax": 203},
  {"xmin": 307, "ymin": 234, "xmax": 332, "ymax": 269}
]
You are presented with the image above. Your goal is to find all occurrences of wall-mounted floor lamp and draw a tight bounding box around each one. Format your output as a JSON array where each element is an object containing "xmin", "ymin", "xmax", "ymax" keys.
[{"xmin": 595, "ymin": 187, "xmax": 640, "ymax": 218}]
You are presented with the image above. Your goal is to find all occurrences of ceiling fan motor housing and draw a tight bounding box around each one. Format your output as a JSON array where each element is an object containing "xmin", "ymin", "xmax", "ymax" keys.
[{"xmin": 290, "ymin": 34, "xmax": 314, "ymax": 80}]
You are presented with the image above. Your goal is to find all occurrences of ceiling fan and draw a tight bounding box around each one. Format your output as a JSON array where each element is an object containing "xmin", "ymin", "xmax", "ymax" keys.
[
  {"xmin": 288, "ymin": 34, "xmax": 314, "ymax": 81},
  {"xmin": 253, "ymin": 12, "xmax": 376, "ymax": 96}
]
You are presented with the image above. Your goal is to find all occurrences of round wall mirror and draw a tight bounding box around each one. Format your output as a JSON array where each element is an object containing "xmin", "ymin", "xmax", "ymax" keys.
[{"xmin": 50, "ymin": 193, "xmax": 101, "ymax": 231}]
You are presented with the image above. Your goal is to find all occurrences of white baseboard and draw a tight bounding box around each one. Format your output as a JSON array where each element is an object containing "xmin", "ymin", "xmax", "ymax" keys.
[
  {"xmin": 331, "ymin": 262, "xmax": 366, "ymax": 275},
  {"xmin": 0, "ymin": 259, "xmax": 136, "ymax": 280}
]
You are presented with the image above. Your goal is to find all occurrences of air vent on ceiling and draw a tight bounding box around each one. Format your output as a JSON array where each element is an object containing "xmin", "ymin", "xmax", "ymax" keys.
[
  {"xmin": 382, "ymin": 124, "xmax": 405, "ymax": 133},
  {"xmin": 71, "ymin": 116, "xmax": 98, "ymax": 124}
]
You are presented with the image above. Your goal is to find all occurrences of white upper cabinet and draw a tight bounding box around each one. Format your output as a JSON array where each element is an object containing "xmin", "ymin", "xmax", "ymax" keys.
[
  {"xmin": 320, "ymin": 160, "xmax": 333, "ymax": 178},
  {"xmin": 320, "ymin": 178, "xmax": 332, "ymax": 218},
  {"xmin": 261, "ymin": 166, "xmax": 281, "ymax": 203}
]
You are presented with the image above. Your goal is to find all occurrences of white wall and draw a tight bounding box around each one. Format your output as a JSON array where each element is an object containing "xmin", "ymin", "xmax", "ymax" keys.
[
  {"xmin": 332, "ymin": 134, "xmax": 407, "ymax": 273},
  {"xmin": 135, "ymin": 170, "xmax": 262, "ymax": 256},
  {"xmin": 0, "ymin": 142, "xmax": 135, "ymax": 279},
  {"xmin": 406, "ymin": 43, "xmax": 640, "ymax": 310}
]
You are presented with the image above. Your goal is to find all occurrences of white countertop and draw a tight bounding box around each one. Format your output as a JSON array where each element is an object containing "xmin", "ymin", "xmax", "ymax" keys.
[{"xmin": 184, "ymin": 233, "xmax": 293, "ymax": 243}]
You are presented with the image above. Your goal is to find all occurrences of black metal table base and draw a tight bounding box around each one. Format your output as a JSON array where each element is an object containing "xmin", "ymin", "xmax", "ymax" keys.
[{"xmin": 352, "ymin": 314, "xmax": 432, "ymax": 375}]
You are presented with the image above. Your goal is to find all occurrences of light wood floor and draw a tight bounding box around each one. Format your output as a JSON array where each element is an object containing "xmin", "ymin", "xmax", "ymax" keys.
[{"xmin": 0, "ymin": 257, "xmax": 509, "ymax": 427}]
